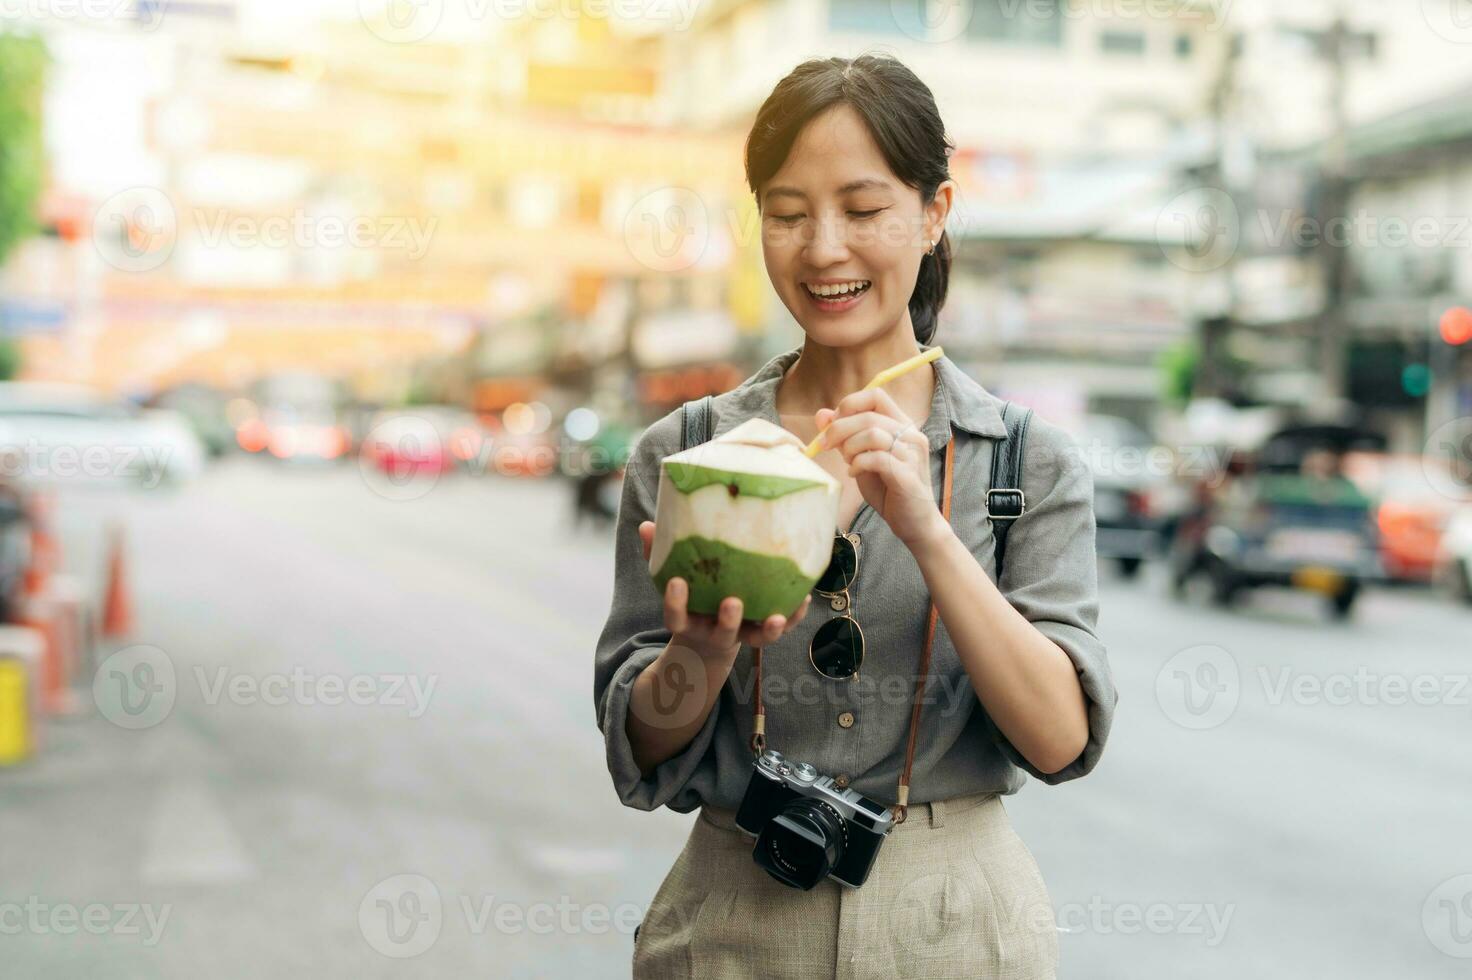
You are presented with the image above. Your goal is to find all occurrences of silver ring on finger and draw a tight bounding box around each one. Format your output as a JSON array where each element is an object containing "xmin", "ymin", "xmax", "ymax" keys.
[{"xmin": 889, "ymin": 424, "xmax": 910, "ymax": 454}]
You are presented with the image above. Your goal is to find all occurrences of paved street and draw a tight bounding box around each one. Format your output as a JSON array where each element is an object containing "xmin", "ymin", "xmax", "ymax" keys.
[{"xmin": 2, "ymin": 458, "xmax": 1469, "ymax": 978}]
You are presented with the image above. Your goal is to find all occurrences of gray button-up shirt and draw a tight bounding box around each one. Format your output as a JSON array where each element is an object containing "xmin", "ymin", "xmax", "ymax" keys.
[{"xmin": 594, "ymin": 343, "xmax": 1117, "ymax": 814}]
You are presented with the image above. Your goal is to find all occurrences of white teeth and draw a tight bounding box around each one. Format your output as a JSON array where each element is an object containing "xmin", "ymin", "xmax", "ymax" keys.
[{"xmin": 805, "ymin": 280, "xmax": 870, "ymax": 298}]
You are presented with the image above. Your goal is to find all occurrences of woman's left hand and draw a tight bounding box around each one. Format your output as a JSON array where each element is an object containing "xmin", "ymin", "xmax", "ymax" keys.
[{"xmin": 816, "ymin": 388, "xmax": 945, "ymax": 549}]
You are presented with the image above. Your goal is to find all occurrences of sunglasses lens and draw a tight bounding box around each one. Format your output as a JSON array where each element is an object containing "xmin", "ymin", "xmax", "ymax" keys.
[
  {"xmin": 814, "ymin": 535, "xmax": 858, "ymax": 594},
  {"xmin": 811, "ymin": 617, "xmax": 863, "ymax": 680}
]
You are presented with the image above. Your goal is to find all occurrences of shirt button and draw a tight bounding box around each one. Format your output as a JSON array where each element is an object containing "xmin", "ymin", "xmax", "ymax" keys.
[
  {"xmin": 837, "ymin": 711, "xmax": 855, "ymax": 729},
  {"xmin": 834, "ymin": 774, "xmax": 851, "ymax": 789}
]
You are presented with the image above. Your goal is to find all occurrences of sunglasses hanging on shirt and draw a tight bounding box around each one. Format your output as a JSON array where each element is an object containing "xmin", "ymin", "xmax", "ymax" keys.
[{"xmin": 810, "ymin": 530, "xmax": 865, "ymax": 681}]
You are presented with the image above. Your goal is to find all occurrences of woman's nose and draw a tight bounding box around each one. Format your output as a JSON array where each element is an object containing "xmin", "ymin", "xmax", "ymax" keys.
[{"xmin": 803, "ymin": 213, "xmax": 850, "ymax": 264}]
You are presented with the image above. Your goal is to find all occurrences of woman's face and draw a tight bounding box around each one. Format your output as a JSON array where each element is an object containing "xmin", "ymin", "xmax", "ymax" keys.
[{"xmin": 758, "ymin": 103, "xmax": 953, "ymax": 348}]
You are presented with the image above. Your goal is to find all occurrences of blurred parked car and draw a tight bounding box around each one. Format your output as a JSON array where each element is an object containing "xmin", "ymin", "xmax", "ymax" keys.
[
  {"xmin": 338, "ymin": 400, "xmax": 385, "ymax": 456},
  {"xmin": 360, "ymin": 407, "xmax": 485, "ymax": 480},
  {"xmin": 1170, "ymin": 424, "xmax": 1383, "ymax": 618},
  {"xmin": 1342, "ymin": 452, "xmax": 1472, "ymax": 584},
  {"xmin": 149, "ymin": 383, "xmax": 235, "ymax": 457},
  {"xmin": 1075, "ymin": 414, "xmax": 1189, "ymax": 579},
  {"xmin": 0, "ymin": 382, "xmax": 206, "ymax": 487},
  {"xmin": 260, "ymin": 406, "xmax": 351, "ymax": 463},
  {"xmin": 1435, "ymin": 508, "xmax": 1472, "ymax": 604},
  {"xmin": 490, "ymin": 425, "xmax": 558, "ymax": 478},
  {"xmin": 237, "ymin": 373, "xmax": 352, "ymax": 463}
]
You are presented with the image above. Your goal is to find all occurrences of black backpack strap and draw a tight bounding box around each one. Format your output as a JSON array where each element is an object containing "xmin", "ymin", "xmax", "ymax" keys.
[
  {"xmin": 680, "ymin": 395, "xmax": 714, "ymax": 452},
  {"xmin": 988, "ymin": 401, "xmax": 1033, "ymax": 580}
]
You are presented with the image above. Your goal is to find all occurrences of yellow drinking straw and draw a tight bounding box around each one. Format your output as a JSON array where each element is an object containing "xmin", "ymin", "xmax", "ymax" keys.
[{"xmin": 801, "ymin": 346, "xmax": 944, "ymax": 458}]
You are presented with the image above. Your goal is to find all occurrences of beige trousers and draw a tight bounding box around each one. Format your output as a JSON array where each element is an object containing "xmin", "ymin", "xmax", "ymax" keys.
[{"xmin": 632, "ymin": 791, "xmax": 1059, "ymax": 979}]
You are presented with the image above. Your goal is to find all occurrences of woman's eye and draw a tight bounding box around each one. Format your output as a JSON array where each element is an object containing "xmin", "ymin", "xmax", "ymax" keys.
[
  {"xmin": 849, "ymin": 209, "xmax": 885, "ymax": 219},
  {"xmin": 770, "ymin": 214, "xmax": 805, "ymax": 225}
]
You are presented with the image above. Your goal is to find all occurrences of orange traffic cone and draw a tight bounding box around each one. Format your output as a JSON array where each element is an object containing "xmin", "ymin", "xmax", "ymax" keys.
[
  {"xmin": 22, "ymin": 492, "xmax": 59, "ymax": 597},
  {"xmin": 101, "ymin": 525, "xmax": 133, "ymax": 640}
]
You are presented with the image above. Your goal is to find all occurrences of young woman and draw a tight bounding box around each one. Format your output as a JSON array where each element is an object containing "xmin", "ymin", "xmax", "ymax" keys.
[{"xmin": 594, "ymin": 54, "xmax": 1117, "ymax": 979}]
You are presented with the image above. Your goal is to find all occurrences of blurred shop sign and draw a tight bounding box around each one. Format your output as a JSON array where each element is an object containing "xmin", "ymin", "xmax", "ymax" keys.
[
  {"xmin": 638, "ymin": 363, "xmax": 744, "ymax": 406},
  {"xmin": 527, "ymin": 64, "xmax": 656, "ymax": 109},
  {"xmin": 571, "ymin": 279, "xmax": 632, "ymax": 363},
  {"xmin": 1232, "ymin": 255, "xmax": 1325, "ymax": 325},
  {"xmin": 473, "ymin": 377, "xmax": 545, "ymax": 415},
  {"xmin": 952, "ymin": 148, "xmax": 1036, "ymax": 202},
  {"xmin": 0, "ymin": 300, "xmax": 66, "ymax": 337},
  {"xmin": 569, "ymin": 272, "xmax": 604, "ymax": 318},
  {"xmin": 474, "ymin": 319, "xmax": 553, "ymax": 376},
  {"xmin": 631, "ymin": 309, "xmax": 737, "ymax": 370}
]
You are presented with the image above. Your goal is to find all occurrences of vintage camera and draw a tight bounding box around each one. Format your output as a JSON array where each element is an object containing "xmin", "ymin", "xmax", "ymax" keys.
[{"xmin": 734, "ymin": 749, "xmax": 896, "ymax": 890}]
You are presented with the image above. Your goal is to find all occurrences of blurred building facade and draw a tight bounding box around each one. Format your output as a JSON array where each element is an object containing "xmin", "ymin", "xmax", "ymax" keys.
[
  {"xmin": 1190, "ymin": 0, "xmax": 1472, "ymax": 450},
  {"xmin": 1, "ymin": 0, "xmax": 1469, "ymax": 452},
  {"xmin": 663, "ymin": 0, "xmax": 1234, "ymax": 428}
]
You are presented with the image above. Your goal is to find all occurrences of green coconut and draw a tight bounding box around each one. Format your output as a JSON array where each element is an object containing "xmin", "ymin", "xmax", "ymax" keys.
[{"xmin": 650, "ymin": 418, "xmax": 840, "ymax": 620}]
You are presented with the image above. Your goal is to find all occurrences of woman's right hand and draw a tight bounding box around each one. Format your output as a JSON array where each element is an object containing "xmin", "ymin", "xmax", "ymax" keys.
[{"xmin": 639, "ymin": 520, "xmax": 813, "ymax": 657}]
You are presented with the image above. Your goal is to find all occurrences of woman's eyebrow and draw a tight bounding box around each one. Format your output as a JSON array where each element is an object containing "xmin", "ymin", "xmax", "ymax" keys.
[{"xmin": 763, "ymin": 178, "xmax": 893, "ymax": 203}]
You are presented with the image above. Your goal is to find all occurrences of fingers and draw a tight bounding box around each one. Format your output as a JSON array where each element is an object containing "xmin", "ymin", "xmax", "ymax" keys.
[
  {"xmin": 825, "ymin": 423, "xmax": 924, "ymax": 480},
  {"xmin": 842, "ymin": 427, "xmax": 908, "ymax": 460},
  {"xmin": 666, "ymin": 586, "xmax": 816, "ymax": 652},
  {"xmin": 790, "ymin": 594, "xmax": 813, "ymax": 626},
  {"xmin": 669, "ymin": 590, "xmax": 743, "ymax": 639},
  {"xmin": 708, "ymin": 596, "xmax": 744, "ymax": 651},
  {"xmin": 638, "ymin": 521, "xmax": 655, "ymax": 561},
  {"xmin": 849, "ymin": 448, "xmax": 904, "ymax": 479},
  {"xmin": 663, "ymin": 576, "xmax": 689, "ymax": 634},
  {"xmin": 831, "ymin": 387, "xmax": 906, "ymax": 428},
  {"xmin": 665, "ymin": 585, "xmax": 813, "ymax": 644},
  {"xmin": 818, "ymin": 410, "xmax": 906, "ymax": 454},
  {"xmin": 735, "ymin": 594, "xmax": 814, "ymax": 647},
  {"xmin": 739, "ymin": 611, "xmax": 786, "ymax": 647}
]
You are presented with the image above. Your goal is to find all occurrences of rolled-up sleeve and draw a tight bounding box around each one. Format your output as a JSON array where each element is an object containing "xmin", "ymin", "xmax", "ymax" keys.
[
  {"xmin": 593, "ymin": 423, "xmax": 721, "ymax": 811},
  {"xmin": 990, "ymin": 417, "xmax": 1117, "ymax": 784}
]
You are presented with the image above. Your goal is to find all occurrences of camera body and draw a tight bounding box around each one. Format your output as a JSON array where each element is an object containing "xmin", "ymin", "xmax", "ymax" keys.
[{"xmin": 734, "ymin": 749, "xmax": 895, "ymax": 890}]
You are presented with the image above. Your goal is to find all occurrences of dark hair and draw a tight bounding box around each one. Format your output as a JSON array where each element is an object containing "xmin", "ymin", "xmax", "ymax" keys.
[{"xmin": 744, "ymin": 53, "xmax": 955, "ymax": 345}]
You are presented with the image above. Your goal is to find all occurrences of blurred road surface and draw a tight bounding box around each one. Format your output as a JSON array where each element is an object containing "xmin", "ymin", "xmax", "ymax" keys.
[{"xmin": 1, "ymin": 458, "xmax": 1468, "ymax": 978}]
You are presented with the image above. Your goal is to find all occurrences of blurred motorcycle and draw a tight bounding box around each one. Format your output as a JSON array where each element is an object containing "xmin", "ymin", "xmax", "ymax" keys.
[{"xmin": 573, "ymin": 467, "xmax": 624, "ymax": 528}]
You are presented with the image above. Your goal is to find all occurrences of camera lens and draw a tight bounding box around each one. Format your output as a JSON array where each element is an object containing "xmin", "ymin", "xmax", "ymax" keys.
[{"xmin": 753, "ymin": 800, "xmax": 845, "ymax": 891}]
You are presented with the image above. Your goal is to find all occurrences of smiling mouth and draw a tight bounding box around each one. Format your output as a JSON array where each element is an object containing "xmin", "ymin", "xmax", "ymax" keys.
[{"xmin": 803, "ymin": 280, "xmax": 872, "ymax": 301}]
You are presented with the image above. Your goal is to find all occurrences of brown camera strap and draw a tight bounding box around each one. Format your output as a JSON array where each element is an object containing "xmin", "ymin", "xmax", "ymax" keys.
[{"xmin": 748, "ymin": 434, "xmax": 955, "ymax": 826}]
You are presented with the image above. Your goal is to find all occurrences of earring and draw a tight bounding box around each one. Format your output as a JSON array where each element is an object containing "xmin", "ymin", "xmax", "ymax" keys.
[{"xmin": 925, "ymin": 239, "xmax": 936, "ymax": 256}]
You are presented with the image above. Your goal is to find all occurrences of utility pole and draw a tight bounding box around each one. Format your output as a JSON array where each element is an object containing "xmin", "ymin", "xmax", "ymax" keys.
[
  {"xmin": 1313, "ymin": 8, "xmax": 1353, "ymax": 403},
  {"xmin": 1193, "ymin": 17, "xmax": 1243, "ymax": 403}
]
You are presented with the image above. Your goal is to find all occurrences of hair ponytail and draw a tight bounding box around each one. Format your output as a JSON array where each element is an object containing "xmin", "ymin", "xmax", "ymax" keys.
[{"xmin": 910, "ymin": 230, "xmax": 951, "ymax": 346}]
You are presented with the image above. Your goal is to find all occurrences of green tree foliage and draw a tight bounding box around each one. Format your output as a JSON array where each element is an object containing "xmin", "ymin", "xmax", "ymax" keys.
[
  {"xmin": 0, "ymin": 31, "xmax": 47, "ymax": 380},
  {"xmin": 0, "ymin": 31, "xmax": 47, "ymax": 267},
  {"xmin": 1158, "ymin": 340, "xmax": 1199, "ymax": 408}
]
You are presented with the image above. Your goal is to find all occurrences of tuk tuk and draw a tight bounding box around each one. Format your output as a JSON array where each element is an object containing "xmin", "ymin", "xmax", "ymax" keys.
[{"xmin": 1169, "ymin": 423, "xmax": 1385, "ymax": 618}]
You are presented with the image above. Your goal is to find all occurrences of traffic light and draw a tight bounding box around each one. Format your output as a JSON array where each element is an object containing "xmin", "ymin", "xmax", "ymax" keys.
[
  {"xmin": 1441, "ymin": 306, "xmax": 1472, "ymax": 346},
  {"xmin": 1401, "ymin": 363, "xmax": 1431, "ymax": 398}
]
